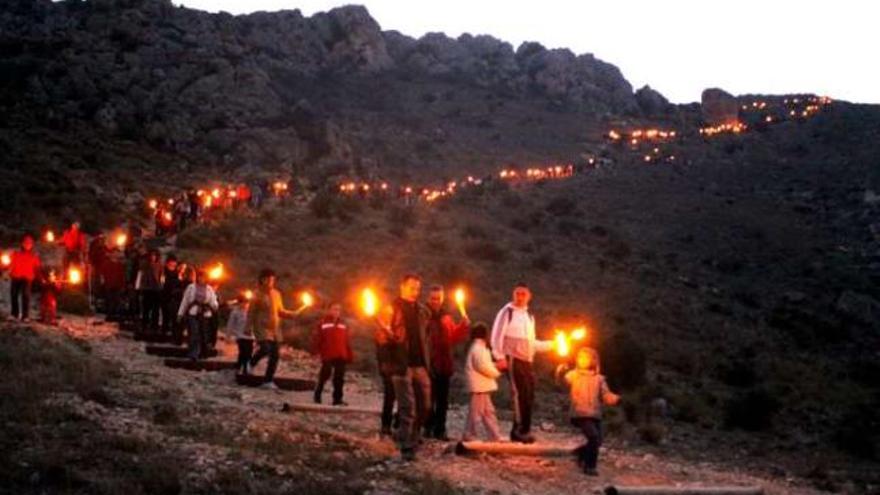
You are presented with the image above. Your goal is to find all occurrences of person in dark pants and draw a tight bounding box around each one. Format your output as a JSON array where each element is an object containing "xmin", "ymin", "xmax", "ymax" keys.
[
  {"xmin": 374, "ymin": 303, "xmax": 399, "ymax": 437},
  {"xmin": 7, "ymin": 235, "xmax": 41, "ymax": 321},
  {"xmin": 558, "ymin": 347, "xmax": 621, "ymax": 476},
  {"xmin": 490, "ymin": 283, "xmax": 556, "ymax": 443},
  {"xmin": 161, "ymin": 255, "xmax": 184, "ymax": 340},
  {"xmin": 177, "ymin": 270, "xmax": 219, "ymax": 360},
  {"xmin": 312, "ymin": 302, "xmax": 353, "ymax": 405},
  {"xmin": 225, "ymin": 295, "xmax": 252, "ymax": 375},
  {"xmin": 380, "ymin": 273, "xmax": 432, "ymax": 461},
  {"xmin": 248, "ymin": 269, "xmax": 297, "ymax": 389},
  {"xmin": 136, "ymin": 249, "xmax": 163, "ymax": 334},
  {"xmin": 424, "ymin": 285, "xmax": 469, "ymax": 441}
]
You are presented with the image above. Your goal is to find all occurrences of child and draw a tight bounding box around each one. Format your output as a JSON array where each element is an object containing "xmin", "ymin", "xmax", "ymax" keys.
[
  {"xmin": 558, "ymin": 347, "xmax": 621, "ymax": 476},
  {"xmin": 462, "ymin": 323, "xmax": 503, "ymax": 442},
  {"xmin": 226, "ymin": 295, "xmax": 252, "ymax": 375},
  {"xmin": 39, "ymin": 269, "xmax": 63, "ymax": 326},
  {"xmin": 312, "ymin": 302, "xmax": 353, "ymax": 405}
]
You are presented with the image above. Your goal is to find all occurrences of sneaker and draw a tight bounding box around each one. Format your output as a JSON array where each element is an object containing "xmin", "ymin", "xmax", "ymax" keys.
[
  {"xmin": 332, "ymin": 400, "xmax": 348, "ymax": 407},
  {"xmin": 260, "ymin": 382, "xmax": 279, "ymax": 391},
  {"xmin": 584, "ymin": 468, "xmax": 599, "ymax": 477}
]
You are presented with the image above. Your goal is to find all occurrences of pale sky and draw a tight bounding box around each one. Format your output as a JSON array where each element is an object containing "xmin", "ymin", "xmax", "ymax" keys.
[{"xmin": 176, "ymin": 0, "xmax": 879, "ymax": 104}]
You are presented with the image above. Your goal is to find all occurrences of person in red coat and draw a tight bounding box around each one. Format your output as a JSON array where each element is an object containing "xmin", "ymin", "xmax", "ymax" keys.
[
  {"xmin": 425, "ymin": 285, "xmax": 470, "ymax": 440},
  {"xmin": 8, "ymin": 235, "xmax": 41, "ymax": 321},
  {"xmin": 312, "ymin": 302, "xmax": 353, "ymax": 406}
]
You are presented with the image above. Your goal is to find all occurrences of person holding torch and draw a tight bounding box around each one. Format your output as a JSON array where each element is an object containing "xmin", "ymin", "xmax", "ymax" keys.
[
  {"xmin": 248, "ymin": 269, "xmax": 298, "ymax": 390},
  {"xmin": 490, "ymin": 282, "xmax": 555, "ymax": 444},
  {"xmin": 381, "ymin": 273, "xmax": 432, "ymax": 461},
  {"xmin": 424, "ymin": 285, "xmax": 470, "ymax": 441}
]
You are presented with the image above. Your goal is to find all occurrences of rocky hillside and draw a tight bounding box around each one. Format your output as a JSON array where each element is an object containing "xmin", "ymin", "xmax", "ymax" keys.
[{"xmin": 0, "ymin": 0, "xmax": 638, "ymax": 169}]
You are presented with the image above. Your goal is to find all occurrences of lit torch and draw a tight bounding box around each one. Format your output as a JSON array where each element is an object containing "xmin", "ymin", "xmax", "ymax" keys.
[
  {"xmin": 207, "ymin": 263, "xmax": 224, "ymax": 282},
  {"xmin": 243, "ymin": 289, "xmax": 254, "ymax": 301},
  {"xmin": 453, "ymin": 287, "xmax": 469, "ymax": 320},
  {"xmin": 570, "ymin": 327, "xmax": 587, "ymax": 342},
  {"xmin": 67, "ymin": 266, "xmax": 83, "ymax": 285},
  {"xmin": 554, "ymin": 331, "xmax": 570, "ymax": 358},
  {"xmin": 114, "ymin": 233, "xmax": 128, "ymax": 249},
  {"xmin": 360, "ymin": 288, "xmax": 379, "ymax": 318},
  {"xmin": 296, "ymin": 290, "xmax": 315, "ymax": 314},
  {"xmin": 1, "ymin": 252, "xmax": 11, "ymax": 268},
  {"xmin": 44, "ymin": 230, "xmax": 55, "ymax": 243}
]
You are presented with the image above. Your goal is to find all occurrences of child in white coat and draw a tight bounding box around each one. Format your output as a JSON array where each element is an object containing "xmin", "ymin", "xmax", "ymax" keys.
[{"xmin": 462, "ymin": 323, "xmax": 503, "ymax": 442}]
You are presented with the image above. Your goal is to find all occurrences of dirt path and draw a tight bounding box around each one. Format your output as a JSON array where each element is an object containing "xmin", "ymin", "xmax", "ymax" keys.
[{"xmin": 41, "ymin": 312, "xmax": 830, "ymax": 495}]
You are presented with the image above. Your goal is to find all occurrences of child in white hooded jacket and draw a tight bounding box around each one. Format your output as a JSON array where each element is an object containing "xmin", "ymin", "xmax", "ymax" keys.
[{"xmin": 462, "ymin": 323, "xmax": 503, "ymax": 442}]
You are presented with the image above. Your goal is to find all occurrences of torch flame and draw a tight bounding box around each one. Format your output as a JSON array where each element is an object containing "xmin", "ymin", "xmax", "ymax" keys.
[
  {"xmin": 148, "ymin": 199, "xmax": 158, "ymax": 210},
  {"xmin": 300, "ymin": 291, "xmax": 314, "ymax": 308},
  {"xmin": 361, "ymin": 288, "xmax": 378, "ymax": 317},
  {"xmin": 571, "ymin": 327, "xmax": 587, "ymax": 341},
  {"xmin": 207, "ymin": 263, "xmax": 224, "ymax": 281},
  {"xmin": 67, "ymin": 266, "xmax": 83, "ymax": 285},
  {"xmin": 1, "ymin": 252, "xmax": 11, "ymax": 267},
  {"xmin": 243, "ymin": 289, "xmax": 254, "ymax": 300},
  {"xmin": 115, "ymin": 233, "xmax": 127, "ymax": 249},
  {"xmin": 44, "ymin": 230, "xmax": 55, "ymax": 243},
  {"xmin": 555, "ymin": 331, "xmax": 570, "ymax": 358}
]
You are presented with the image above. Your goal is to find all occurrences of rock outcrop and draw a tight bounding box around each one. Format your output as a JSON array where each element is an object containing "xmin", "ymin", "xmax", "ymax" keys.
[
  {"xmin": 0, "ymin": 0, "xmax": 641, "ymax": 167},
  {"xmin": 701, "ymin": 88, "xmax": 740, "ymax": 125},
  {"xmin": 635, "ymin": 85, "xmax": 672, "ymax": 115}
]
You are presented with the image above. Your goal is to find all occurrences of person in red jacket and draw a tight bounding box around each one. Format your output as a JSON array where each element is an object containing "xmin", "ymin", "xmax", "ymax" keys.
[
  {"xmin": 60, "ymin": 221, "xmax": 86, "ymax": 272},
  {"xmin": 312, "ymin": 302, "xmax": 353, "ymax": 406},
  {"xmin": 8, "ymin": 235, "xmax": 41, "ymax": 321},
  {"xmin": 424, "ymin": 285, "xmax": 470, "ymax": 440}
]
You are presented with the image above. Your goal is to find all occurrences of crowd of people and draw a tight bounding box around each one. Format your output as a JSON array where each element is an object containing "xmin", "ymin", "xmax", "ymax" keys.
[{"xmin": 3, "ymin": 240, "xmax": 622, "ymax": 474}]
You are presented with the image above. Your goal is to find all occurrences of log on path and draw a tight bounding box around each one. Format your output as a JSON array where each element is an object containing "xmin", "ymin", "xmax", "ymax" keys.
[
  {"xmin": 163, "ymin": 359, "xmax": 237, "ymax": 371},
  {"xmin": 604, "ymin": 487, "xmax": 763, "ymax": 495},
  {"xmin": 454, "ymin": 441, "xmax": 579, "ymax": 457},
  {"xmin": 235, "ymin": 374, "xmax": 316, "ymax": 391},
  {"xmin": 281, "ymin": 402, "xmax": 382, "ymax": 416}
]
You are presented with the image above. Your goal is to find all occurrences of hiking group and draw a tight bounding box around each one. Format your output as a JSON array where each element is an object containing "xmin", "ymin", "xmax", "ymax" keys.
[{"xmin": 3, "ymin": 216, "xmax": 620, "ymax": 476}]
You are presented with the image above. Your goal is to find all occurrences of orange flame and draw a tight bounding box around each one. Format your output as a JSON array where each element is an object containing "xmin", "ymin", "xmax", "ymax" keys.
[
  {"xmin": 67, "ymin": 266, "xmax": 83, "ymax": 285},
  {"xmin": 361, "ymin": 288, "xmax": 378, "ymax": 317}
]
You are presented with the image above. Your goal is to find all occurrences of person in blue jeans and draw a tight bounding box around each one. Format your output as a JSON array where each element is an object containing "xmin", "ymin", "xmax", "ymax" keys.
[{"xmin": 177, "ymin": 270, "xmax": 219, "ymax": 361}]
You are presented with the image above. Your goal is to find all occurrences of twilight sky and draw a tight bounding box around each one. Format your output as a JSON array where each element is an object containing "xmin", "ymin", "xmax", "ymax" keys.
[{"xmin": 176, "ymin": 0, "xmax": 879, "ymax": 104}]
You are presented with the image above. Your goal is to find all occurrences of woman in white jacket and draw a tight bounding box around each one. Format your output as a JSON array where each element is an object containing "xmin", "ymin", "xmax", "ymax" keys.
[
  {"xmin": 177, "ymin": 269, "xmax": 219, "ymax": 361},
  {"xmin": 462, "ymin": 323, "xmax": 503, "ymax": 442}
]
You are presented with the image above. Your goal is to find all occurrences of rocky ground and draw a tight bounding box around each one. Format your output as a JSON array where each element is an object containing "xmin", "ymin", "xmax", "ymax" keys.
[{"xmin": 0, "ymin": 308, "xmax": 845, "ymax": 495}]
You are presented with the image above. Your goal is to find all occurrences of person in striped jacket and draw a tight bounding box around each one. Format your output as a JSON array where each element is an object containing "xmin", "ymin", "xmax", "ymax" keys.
[{"xmin": 312, "ymin": 302, "xmax": 353, "ymax": 405}]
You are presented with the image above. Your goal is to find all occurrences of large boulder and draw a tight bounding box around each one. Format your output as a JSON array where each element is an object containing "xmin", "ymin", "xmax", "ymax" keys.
[
  {"xmin": 311, "ymin": 5, "xmax": 393, "ymax": 72},
  {"xmin": 635, "ymin": 85, "xmax": 672, "ymax": 115},
  {"xmin": 701, "ymin": 87, "xmax": 740, "ymax": 125}
]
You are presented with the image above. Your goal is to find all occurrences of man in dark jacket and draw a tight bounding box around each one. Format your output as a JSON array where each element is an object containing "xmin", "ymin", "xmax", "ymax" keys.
[
  {"xmin": 378, "ymin": 273, "xmax": 432, "ymax": 461},
  {"xmin": 161, "ymin": 255, "xmax": 185, "ymax": 342},
  {"xmin": 424, "ymin": 285, "xmax": 469, "ymax": 441},
  {"xmin": 312, "ymin": 302, "xmax": 353, "ymax": 406},
  {"xmin": 136, "ymin": 249, "xmax": 163, "ymax": 334}
]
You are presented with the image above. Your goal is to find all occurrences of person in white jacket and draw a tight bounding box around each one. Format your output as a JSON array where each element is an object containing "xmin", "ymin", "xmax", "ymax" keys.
[
  {"xmin": 490, "ymin": 282, "xmax": 554, "ymax": 443},
  {"xmin": 177, "ymin": 270, "xmax": 219, "ymax": 361},
  {"xmin": 463, "ymin": 323, "xmax": 503, "ymax": 442}
]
